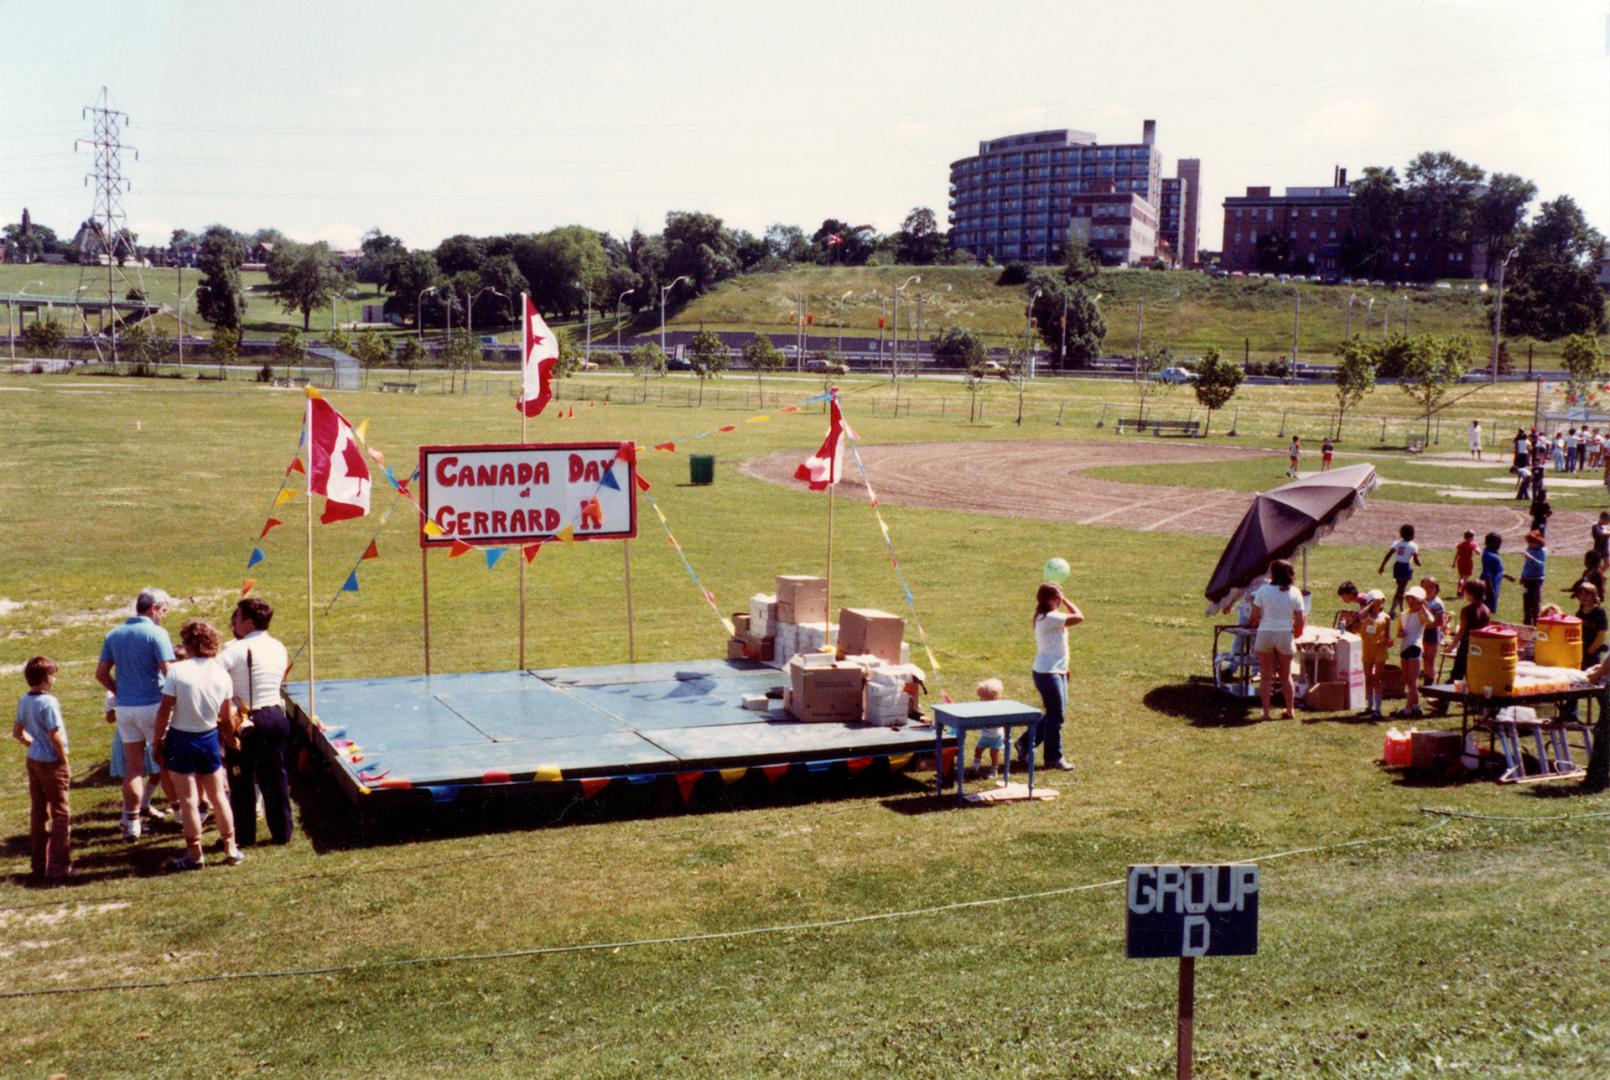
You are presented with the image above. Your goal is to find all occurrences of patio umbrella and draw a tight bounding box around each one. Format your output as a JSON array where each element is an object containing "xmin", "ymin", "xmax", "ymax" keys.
[{"xmin": 1203, "ymin": 462, "xmax": 1378, "ymax": 615}]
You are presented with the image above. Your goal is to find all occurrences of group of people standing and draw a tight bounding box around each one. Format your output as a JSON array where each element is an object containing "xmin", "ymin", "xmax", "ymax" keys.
[{"xmin": 15, "ymin": 589, "xmax": 293, "ymax": 882}]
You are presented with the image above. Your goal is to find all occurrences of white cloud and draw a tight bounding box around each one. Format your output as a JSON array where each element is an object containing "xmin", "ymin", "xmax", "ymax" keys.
[{"xmin": 321, "ymin": 86, "xmax": 365, "ymax": 99}]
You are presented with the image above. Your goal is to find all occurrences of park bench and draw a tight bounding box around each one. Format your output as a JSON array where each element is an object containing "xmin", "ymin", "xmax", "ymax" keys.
[
  {"xmin": 271, "ymin": 376, "xmax": 310, "ymax": 389},
  {"xmin": 380, "ymin": 381, "xmax": 419, "ymax": 394},
  {"xmin": 1116, "ymin": 417, "xmax": 1201, "ymax": 437}
]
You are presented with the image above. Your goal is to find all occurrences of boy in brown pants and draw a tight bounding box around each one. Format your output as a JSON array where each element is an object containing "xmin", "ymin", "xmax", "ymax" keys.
[{"xmin": 13, "ymin": 656, "xmax": 71, "ymax": 881}]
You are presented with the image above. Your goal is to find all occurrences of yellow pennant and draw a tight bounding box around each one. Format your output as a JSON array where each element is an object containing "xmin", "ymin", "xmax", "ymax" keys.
[
  {"xmin": 745, "ymin": 415, "xmax": 770, "ymax": 424},
  {"xmin": 273, "ymin": 487, "xmax": 296, "ymax": 506},
  {"xmin": 354, "ymin": 419, "xmax": 370, "ymax": 445},
  {"xmin": 721, "ymin": 617, "xmax": 735, "ymax": 637},
  {"xmin": 719, "ymin": 767, "xmax": 747, "ymax": 785},
  {"xmin": 887, "ymin": 753, "xmax": 913, "ymax": 771},
  {"xmin": 557, "ymin": 525, "xmax": 575, "ymax": 545},
  {"xmin": 304, "ymin": 385, "xmax": 324, "ymax": 400},
  {"xmin": 534, "ymin": 764, "xmax": 563, "ymax": 783},
  {"xmin": 653, "ymin": 505, "xmax": 668, "ymax": 524},
  {"xmin": 923, "ymin": 644, "xmax": 941, "ymax": 673},
  {"xmin": 421, "ymin": 518, "xmax": 446, "ymax": 537}
]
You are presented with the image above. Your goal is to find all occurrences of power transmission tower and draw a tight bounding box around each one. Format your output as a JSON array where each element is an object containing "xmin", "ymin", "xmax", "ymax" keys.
[{"xmin": 74, "ymin": 87, "xmax": 139, "ymax": 363}]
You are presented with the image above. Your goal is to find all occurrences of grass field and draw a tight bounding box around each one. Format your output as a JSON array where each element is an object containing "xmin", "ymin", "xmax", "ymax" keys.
[
  {"xmin": 3, "ymin": 372, "xmax": 1609, "ymax": 1077},
  {"xmin": 7, "ymin": 261, "xmax": 1570, "ymax": 371}
]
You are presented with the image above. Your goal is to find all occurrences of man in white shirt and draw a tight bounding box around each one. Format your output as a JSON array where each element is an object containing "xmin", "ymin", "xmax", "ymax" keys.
[{"xmin": 219, "ymin": 598, "xmax": 294, "ymax": 845}]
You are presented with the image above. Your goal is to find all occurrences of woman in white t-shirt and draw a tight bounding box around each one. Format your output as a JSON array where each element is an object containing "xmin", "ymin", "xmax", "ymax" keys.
[
  {"xmin": 153, "ymin": 620, "xmax": 243, "ymax": 871},
  {"xmin": 1248, "ymin": 560, "xmax": 1305, "ymax": 722},
  {"xmin": 1020, "ymin": 582, "xmax": 1084, "ymax": 771}
]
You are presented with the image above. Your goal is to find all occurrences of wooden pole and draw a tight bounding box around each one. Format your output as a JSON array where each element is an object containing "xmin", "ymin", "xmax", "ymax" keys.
[
  {"xmin": 421, "ymin": 544, "xmax": 432, "ymax": 675},
  {"xmin": 519, "ymin": 406, "xmax": 527, "ymax": 669},
  {"xmin": 624, "ymin": 539, "xmax": 636, "ymax": 663},
  {"xmin": 825, "ymin": 480, "xmax": 836, "ymax": 647},
  {"xmin": 304, "ymin": 396, "xmax": 316, "ymax": 724},
  {"xmin": 1177, "ymin": 956, "xmax": 1195, "ymax": 1080}
]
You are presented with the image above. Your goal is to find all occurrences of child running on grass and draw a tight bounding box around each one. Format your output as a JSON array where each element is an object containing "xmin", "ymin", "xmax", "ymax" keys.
[
  {"xmin": 1393, "ymin": 587, "xmax": 1428, "ymax": 719},
  {"xmin": 969, "ymin": 678, "xmax": 1006, "ymax": 779},
  {"xmin": 14, "ymin": 656, "xmax": 71, "ymax": 882},
  {"xmin": 1286, "ymin": 435, "xmax": 1301, "ymax": 478},
  {"xmin": 1321, "ymin": 436, "xmax": 1334, "ymax": 471},
  {"xmin": 1378, "ymin": 523, "xmax": 1421, "ymax": 618},
  {"xmin": 1453, "ymin": 530, "xmax": 1479, "ymax": 594},
  {"xmin": 1358, "ymin": 590, "xmax": 1391, "ymax": 720}
]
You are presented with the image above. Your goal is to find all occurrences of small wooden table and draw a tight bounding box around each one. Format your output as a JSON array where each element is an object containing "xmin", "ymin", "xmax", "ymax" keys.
[{"xmin": 932, "ymin": 700, "xmax": 1051, "ymax": 806}]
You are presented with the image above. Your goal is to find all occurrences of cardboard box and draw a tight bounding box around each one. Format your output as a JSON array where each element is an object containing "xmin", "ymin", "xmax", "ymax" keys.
[
  {"xmin": 749, "ymin": 594, "xmax": 777, "ymax": 637},
  {"xmin": 837, "ymin": 608, "xmax": 905, "ymax": 664},
  {"xmin": 726, "ymin": 638, "xmax": 746, "ymax": 660},
  {"xmin": 732, "ymin": 613, "xmax": 751, "ymax": 636},
  {"xmin": 740, "ymin": 633, "xmax": 775, "ymax": 662},
  {"xmin": 776, "ymin": 575, "xmax": 828, "ymax": 625},
  {"xmin": 1302, "ymin": 680, "xmax": 1349, "ymax": 711},
  {"xmin": 1410, "ymin": 730, "xmax": 1464, "ymax": 773},
  {"xmin": 786, "ymin": 656, "xmax": 866, "ymax": 722},
  {"xmin": 864, "ymin": 681, "xmax": 910, "ymax": 726},
  {"xmin": 1380, "ymin": 663, "xmax": 1406, "ymax": 700}
]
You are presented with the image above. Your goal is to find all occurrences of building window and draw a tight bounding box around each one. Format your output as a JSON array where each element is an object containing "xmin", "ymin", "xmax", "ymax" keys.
[{"xmin": 1328, "ymin": 230, "xmax": 1336, "ymax": 240}]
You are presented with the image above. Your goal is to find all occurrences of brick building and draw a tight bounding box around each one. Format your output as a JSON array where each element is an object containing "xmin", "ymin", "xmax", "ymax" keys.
[{"xmin": 1070, "ymin": 184, "xmax": 1159, "ymax": 267}]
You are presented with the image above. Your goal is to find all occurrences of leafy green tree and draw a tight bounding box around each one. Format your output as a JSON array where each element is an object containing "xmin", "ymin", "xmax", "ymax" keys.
[
  {"xmin": 895, "ymin": 207, "xmax": 946, "ymax": 265},
  {"xmin": 444, "ymin": 329, "xmax": 481, "ymax": 394},
  {"xmin": 1399, "ymin": 336, "xmax": 1472, "ymax": 442},
  {"xmin": 733, "ymin": 230, "xmax": 769, "ymax": 272},
  {"xmin": 266, "ymin": 241, "xmax": 351, "ymax": 331},
  {"xmin": 208, "ymin": 327, "xmax": 239, "ymax": 367},
  {"xmin": 811, "ymin": 219, "xmax": 876, "ymax": 266},
  {"xmin": 196, "ymin": 224, "xmax": 247, "ymax": 330},
  {"xmin": 630, "ymin": 341, "xmax": 667, "ymax": 401},
  {"xmin": 1370, "ymin": 333, "xmax": 1417, "ymax": 379},
  {"xmin": 274, "ymin": 327, "xmax": 306, "ymax": 378},
  {"xmin": 356, "ymin": 228, "xmax": 406, "ymax": 285},
  {"xmin": 383, "ymin": 250, "xmax": 442, "ymax": 323},
  {"xmin": 1343, "ymin": 165, "xmax": 1402, "ymax": 280},
  {"xmin": 433, "ymin": 234, "xmax": 486, "ymax": 276},
  {"xmin": 1333, "ymin": 338, "xmax": 1377, "ymax": 438},
  {"xmin": 741, "ymin": 333, "xmax": 785, "ymax": 399},
  {"xmin": 1133, "ymin": 346, "xmax": 1175, "ymax": 418},
  {"xmin": 689, "ymin": 328, "xmax": 727, "ymax": 405},
  {"xmin": 21, "ymin": 318, "xmax": 67, "ymax": 357},
  {"xmin": 931, "ymin": 324, "xmax": 987, "ymax": 369},
  {"xmin": 1192, "ymin": 347, "xmax": 1243, "ymax": 435},
  {"xmin": 395, "ymin": 336, "xmax": 424, "ymax": 376},
  {"xmin": 1503, "ymin": 196, "xmax": 1608, "ymax": 340},
  {"xmin": 1475, "ymin": 173, "xmax": 1537, "ymax": 277},
  {"xmin": 1027, "ymin": 270, "xmax": 1106, "ymax": 369},
  {"xmin": 145, "ymin": 327, "xmax": 173, "ymax": 367},
  {"xmin": 354, "ymin": 330, "xmax": 389, "ymax": 385},
  {"xmin": 764, "ymin": 224, "xmax": 810, "ymax": 263},
  {"xmin": 1255, "ymin": 233, "xmax": 1292, "ymax": 273},
  {"xmin": 1058, "ymin": 238, "xmax": 1100, "ymax": 285},
  {"xmin": 1404, "ymin": 151, "xmax": 1485, "ymax": 282},
  {"xmin": 3, "ymin": 219, "xmax": 60, "ymax": 262},
  {"xmin": 1561, "ymin": 334, "xmax": 1604, "ymax": 406},
  {"xmin": 664, "ymin": 212, "xmax": 739, "ymax": 294}
]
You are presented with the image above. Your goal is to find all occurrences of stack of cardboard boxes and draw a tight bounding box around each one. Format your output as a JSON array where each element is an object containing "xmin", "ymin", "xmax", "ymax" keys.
[{"xmin": 726, "ymin": 575, "xmax": 926, "ymax": 726}]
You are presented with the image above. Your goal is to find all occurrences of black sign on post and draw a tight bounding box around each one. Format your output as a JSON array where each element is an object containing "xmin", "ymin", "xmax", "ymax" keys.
[
  {"xmin": 1126, "ymin": 863, "xmax": 1259, "ymax": 958},
  {"xmin": 1126, "ymin": 865, "xmax": 1259, "ymax": 1080}
]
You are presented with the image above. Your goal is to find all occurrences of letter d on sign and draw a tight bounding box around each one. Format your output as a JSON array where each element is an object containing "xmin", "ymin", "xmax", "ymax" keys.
[{"xmin": 1181, "ymin": 914, "xmax": 1210, "ymax": 957}]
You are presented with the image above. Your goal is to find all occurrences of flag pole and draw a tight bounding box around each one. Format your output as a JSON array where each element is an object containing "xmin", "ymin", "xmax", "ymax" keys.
[
  {"xmin": 825, "ymin": 387, "xmax": 837, "ymax": 648},
  {"xmin": 304, "ymin": 393, "xmax": 316, "ymax": 726},
  {"xmin": 519, "ymin": 402, "xmax": 528, "ymax": 670},
  {"xmin": 421, "ymin": 543, "xmax": 431, "ymax": 676},
  {"xmin": 517, "ymin": 291, "xmax": 529, "ymax": 671},
  {"xmin": 624, "ymin": 539, "xmax": 636, "ymax": 663}
]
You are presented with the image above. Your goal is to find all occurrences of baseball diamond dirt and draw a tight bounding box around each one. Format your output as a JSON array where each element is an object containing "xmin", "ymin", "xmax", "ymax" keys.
[{"xmin": 741, "ymin": 440, "xmax": 1574, "ymax": 549}]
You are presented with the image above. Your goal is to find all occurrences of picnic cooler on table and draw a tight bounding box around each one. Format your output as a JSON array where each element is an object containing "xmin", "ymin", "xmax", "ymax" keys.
[
  {"xmin": 1467, "ymin": 626, "xmax": 1518, "ymax": 696},
  {"xmin": 1533, "ymin": 615, "xmax": 1582, "ymax": 669}
]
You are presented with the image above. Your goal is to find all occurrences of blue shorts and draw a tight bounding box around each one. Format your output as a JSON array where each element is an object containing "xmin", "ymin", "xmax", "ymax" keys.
[
  {"xmin": 974, "ymin": 729, "xmax": 1006, "ymax": 750},
  {"xmin": 164, "ymin": 727, "xmax": 223, "ymax": 775},
  {"xmin": 1393, "ymin": 562, "xmax": 1414, "ymax": 582}
]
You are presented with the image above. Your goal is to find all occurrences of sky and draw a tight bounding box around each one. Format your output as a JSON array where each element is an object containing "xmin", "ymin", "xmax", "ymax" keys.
[{"xmin": 2, "ymin": 0, "xmax": 1606, "ymax": 255}]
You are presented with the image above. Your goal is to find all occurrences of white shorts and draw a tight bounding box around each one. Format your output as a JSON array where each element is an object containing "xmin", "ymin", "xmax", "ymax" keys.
[
  {"xmin": 1254, "ymin": 629, "xmax": 1295, "ymax": 657},
  {"xmin": 115, "ymin": 702, "xmax": 161, "ymax": 747}
]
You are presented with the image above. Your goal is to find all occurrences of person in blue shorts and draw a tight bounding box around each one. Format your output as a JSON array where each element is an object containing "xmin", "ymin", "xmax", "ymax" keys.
[
  {"xmin": 96, "ymin": 588, "xmax": 177, "ymax": 840},
  {"xmin": 1378, "ymin": 524, "xmax": 1421, "ymax": 618}
]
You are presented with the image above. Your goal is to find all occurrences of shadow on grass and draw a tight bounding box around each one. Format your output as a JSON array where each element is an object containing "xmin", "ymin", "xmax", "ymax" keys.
[{"xmin": 1143, "ymin": 678, "xmax": 1268, "ymax": 728}]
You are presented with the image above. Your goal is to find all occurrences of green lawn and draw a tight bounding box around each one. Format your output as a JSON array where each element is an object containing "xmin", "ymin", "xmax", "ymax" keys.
[{"xmin": 2, "ymin": 372, "xmax": 1608, "ymax": 1077}]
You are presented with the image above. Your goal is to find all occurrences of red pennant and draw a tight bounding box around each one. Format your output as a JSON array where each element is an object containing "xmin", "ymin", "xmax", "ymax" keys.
[
  {"xmin": 654, "ymin": 441, "xmax": 676, "ymax": 453},
  {"xmin": 761, "ymin": 764, "xmax": 790, "ymax": 784},
  {"xmin": 378, "ymin": 777, "xmax": 412, "ymax": 790},
  {"xmin": 782, "ymin": 405, "xmax": 799, "ymax": 414},
  {"xmin": 618, "ymin": 443, "xmax": 637, "ymax": 467},
  {"xmin": 286, "ymin": 457, "xmax": 306, "ymax": 475},
  {"xmin": 718, "ymin": 425, "xmax": 736, "ymax": 432},
  {"xmin": 259, "ymin": 518, "xmax": 282, "ymax": 539},
  {"xmin": 942, "ymin": 691, "xmax": 954, "ymax": 704},
  {"xmin": 635, "ymin": 473, "xmax": 652, "ymax": 492},
  {"xmin": 448, "ymin": 540, "xmax": 474, "ymax": 559},
  {"xmin": 675, "ymin": 771, "xmax": 701, "ymax": 803},
  {"xmin": 578, "ymin": 777, "xmax": 611, "ymax": 800},
  {"xmin": 846, "ymin": 756, "xmax": 873, "ymax": 776},
  {"xmin": 361, "ymin": 539, "xmax": 379, "ymax": 561},
  {"xmin": 240, "ymin": 578, "xmax": 256, "ymax": 597},
  {"xmin": 320, "ymin": 499, "xmax": 366, "ymax": 525},
  {"xmin": 522, "ymin": 543, "xmax": 542, "ymax": 563},
  {"xmin": 482, "ymin": 770, "xmax": 512, "ymax": 784}
]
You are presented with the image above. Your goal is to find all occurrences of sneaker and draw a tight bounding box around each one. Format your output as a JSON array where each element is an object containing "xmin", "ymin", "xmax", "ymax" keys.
[
  {"xmin": 143, "ymin": 805, "xmax": 173, "ymax": 822},
  {"xmin": 166, "ymin": 854, "xmax": 205, "ymax": 872},
  {"xmin": 1047, "ymin": 758, "xmax": 1075, "ymax": 771},
  {"xmin": 121, "ymin": 819, "xmax": 142, "ymax": 841},
  {"xmin": 224, "ymin": 850, "xmax": 246, "ymax": 867}
]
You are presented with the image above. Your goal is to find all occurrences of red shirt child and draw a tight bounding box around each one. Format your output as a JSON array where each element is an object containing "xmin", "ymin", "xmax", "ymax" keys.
[{"xmin": 1453, "ymin": 530, "xmax": 1479, "ymax": 586}]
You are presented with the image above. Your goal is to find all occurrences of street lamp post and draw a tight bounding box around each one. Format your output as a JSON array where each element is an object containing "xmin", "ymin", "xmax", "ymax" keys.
[
  {"xmin": 574, "ymin": 281, "xmax": 594, "ymax": 363},
  {"xmin": 417, "ymin": 286, "xmax": 437, "ymax": 344},
  {"xmin": 1026, "ymin": 289, "xmax": 1042, "ymax": 380},
  {"xmin": 660, "ymin": 275, "xmax": 691, "ymax": 357},
  {"xmin": 615, "ymin": 288, "xmax": 635, "ymax": 354},
  {"xmin": 1345, "ymin": 293, "xmax": 1356, "ymax": 339},
  {"xmin": 837, "ymin": 289, "xmax": 853, "ymax": 355},
  {"xmin": 1366, "ymin": 296, "xmax": 1375, "ymax": 340},
  {"xmin": 892, "ymin": 274, "xmax": 920, "ymax": 380},
  {"xmin": 466, "ymin": 286, "xmax": 508, "ymax": 342},
  {"xmin": 1491, "ymin": 245, "xmax": 1520, "ymax": 383},
  {"xmin": 1291, "ymin": 289, "xmax": 1301, "ymax": 364},
  {"xmin": 1133, "ymin": 298, "xmax": 1144, "ymax": 382}
]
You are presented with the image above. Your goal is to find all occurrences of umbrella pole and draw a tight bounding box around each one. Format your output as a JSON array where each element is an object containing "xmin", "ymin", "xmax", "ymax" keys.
[{"xmin": 1303, "ymin": 548, "xmax": 1308, "ymax": 592}]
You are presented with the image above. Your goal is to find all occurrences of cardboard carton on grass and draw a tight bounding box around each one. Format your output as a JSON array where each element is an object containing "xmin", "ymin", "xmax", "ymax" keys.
[{"xmin": 775, "ymin": 575, "xmax": 827, "ymax": 625}]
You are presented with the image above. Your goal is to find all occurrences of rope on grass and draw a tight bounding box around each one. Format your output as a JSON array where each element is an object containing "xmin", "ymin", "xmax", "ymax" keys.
[
  {"xmin": 1420, "ymin": 805, "xmax": 1610, "ymax": 822},
  {"xmin": 0, "ymin": 817, "xmax": 1454, "ymax": 999}
]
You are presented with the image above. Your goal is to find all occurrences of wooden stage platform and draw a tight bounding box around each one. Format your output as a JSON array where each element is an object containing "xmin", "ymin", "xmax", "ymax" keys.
[{"xmin": 285, "ymin": 659, "xmax": 949, "ymax": 805}]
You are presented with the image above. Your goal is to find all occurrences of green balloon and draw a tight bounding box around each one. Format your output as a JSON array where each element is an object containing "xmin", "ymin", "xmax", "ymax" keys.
[{"xmin": 1044, "ymin": 557, "xmax": 1071, "ymax": 584}]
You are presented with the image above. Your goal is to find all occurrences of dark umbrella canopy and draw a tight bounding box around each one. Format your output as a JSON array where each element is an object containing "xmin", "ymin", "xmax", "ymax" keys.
[{"xmin": 1203, "ymin": 463, "xmax": 1378, "ymax": 613}]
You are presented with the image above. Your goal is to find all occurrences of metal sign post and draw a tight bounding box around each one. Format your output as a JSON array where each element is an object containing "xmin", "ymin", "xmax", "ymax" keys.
[{"xmin": 1126, "ymin": 864, "xmax": 1260, "ymax": 1080}]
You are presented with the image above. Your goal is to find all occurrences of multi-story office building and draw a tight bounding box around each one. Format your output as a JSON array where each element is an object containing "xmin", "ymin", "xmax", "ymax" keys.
[
  {"xmin": 1176, "ymin": 158, "xmax": 1201, "ymax": 267},
  {"xmin": 1221, "ymin": 167, "xmax": 1487, "ymax": 281},
  {"xmin": 1069, "ymin": 184, "xmax": 1159, "ymax": 267},
  {"xmin": 949, "ymin": 121, "xmax": 1199, "ymax": 266},
  {"xmin": 1158, "ymin": 177, "xmax": 1185, "ymax": 265}
]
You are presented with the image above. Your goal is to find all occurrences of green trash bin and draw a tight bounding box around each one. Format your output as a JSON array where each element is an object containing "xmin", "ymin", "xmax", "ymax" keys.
[{"xmin": 690, "ymin": 454, "xmax": 715, "ymax": 485}]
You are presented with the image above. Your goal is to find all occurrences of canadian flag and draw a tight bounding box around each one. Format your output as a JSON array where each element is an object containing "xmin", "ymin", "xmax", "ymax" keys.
[
  {"xmin": 518, "ymin": 293, "xmax": 561, "ymax": 417},
  {"xmin": 306, "ymin": 389, "xmax": 371, "ymax": 523},
  {"xmin": 794, "ymin": 389, "xmax": 854, "ymax": 491}
]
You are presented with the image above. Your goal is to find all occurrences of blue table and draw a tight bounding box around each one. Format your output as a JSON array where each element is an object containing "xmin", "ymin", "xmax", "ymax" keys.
[{"xmin": 932, "ymin": 700, "xmax": 1045, "ymax": 806}]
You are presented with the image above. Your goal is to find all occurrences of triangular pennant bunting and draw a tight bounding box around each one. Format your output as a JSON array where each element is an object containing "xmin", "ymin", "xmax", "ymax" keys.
[
  {"xmin": 484, "ymin": 547, "xmax": 508, "ymax": 569},
  {"xmin": 522, "ymin": 543, "xmax": 542, "ymax": 563},
  {"xmin": 361, "ymin": 539, "xmax": 379, "ymax": 561},
  {"xmin": 274, "ymin": 488, "xmax": 297, "ymax": 507},
  {"xmin": 246, "ymin": 547, "xmax": 265, "ymax": 570},
  {"xmin": 341, "ymin": 570, "xmax": 359, "ymax": 593},
  {"xmin": 259, "ymin": 519, "xmax": 282, "ymax": 539},
  {"xmin": 598, "ymin": 466, "xmax": 621, "ymax": 491},
  {"xmin": 448, "ymin": 540, "xmax": 474, "ymax": 558},
  {"xmin": 556, "ymin": 525, "xmax": 575, "ymax": 545},
  {"xmin": 240, "ymin": 578, "xmax": 256, "ymax": 597},
  {"xmin": 422, "ymin": 519, "xmax": 446, "ymax": 537},
  {"xmin": 578, "ymin": 777, "xmax": 612, "ymax": 800},
  {"xmin": 654, "ymin": 442, "xmax": 676, "ymax": 453},
  {"xmin": 286, "ymin": 457, "xmax": 306, "ymax": 475},
  {"xmin": 635, "ymin": 473, "xmax": 652, "ymax": 492}
]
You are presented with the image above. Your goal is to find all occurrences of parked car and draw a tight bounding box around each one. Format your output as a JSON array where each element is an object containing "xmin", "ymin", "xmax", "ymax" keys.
[
  {"xmin": 1154, "ymin": 366, "xmax": 1198, "ymax": 384},
  {"xmin": 804, "ymin": 357, "xmax": 848, "ymax": 374},
  {"xmin": 666, "ymin": 355, "xmax": 694, "ymax": 371}
]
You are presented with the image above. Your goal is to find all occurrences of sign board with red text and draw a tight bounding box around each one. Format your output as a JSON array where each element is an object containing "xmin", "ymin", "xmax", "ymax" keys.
[{"xmin": 417, "ymin": 442, "xmax": 637, "ymax": 547}]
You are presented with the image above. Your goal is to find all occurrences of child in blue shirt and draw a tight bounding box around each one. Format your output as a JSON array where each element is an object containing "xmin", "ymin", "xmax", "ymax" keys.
[
  {"xmin": 13, "ymin": 656, "xmax": 71, "ymax": 881},
  {"xmin": 1480, "ymin": 532, "xmax": 1515, "ymax": 616},
  {"xmin": 1520, "ymin": 530, "xmax": 1548, "ymax": 625}
]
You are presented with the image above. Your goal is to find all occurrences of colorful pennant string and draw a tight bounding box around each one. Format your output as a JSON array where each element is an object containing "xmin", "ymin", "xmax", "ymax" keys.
[{"xmin": 641, "ymin": 490, "xmax": 734, "ymax": 637}]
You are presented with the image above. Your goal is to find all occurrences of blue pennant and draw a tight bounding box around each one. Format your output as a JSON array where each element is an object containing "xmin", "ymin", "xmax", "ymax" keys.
[
  {"xmin": 599, "ymin": 465, "xmax": 621, "ymax": 491},
  {"xmin": 902, "ymin": 584, "xmax": 916, "ymax": 607},
  {"xmin": 384, "ymin": 465, "xmax": 399, "ymax": 490},
  {"xmin": 341, "ymin": 570, "xmax": 359, "ymax": 593},
  {"xmin": 484, "ymin": 547, "xmax": 508, "ymax": 569},
  {"xmin": 246, "ymin": 547, "xmax": 265, "ymax": 570}
]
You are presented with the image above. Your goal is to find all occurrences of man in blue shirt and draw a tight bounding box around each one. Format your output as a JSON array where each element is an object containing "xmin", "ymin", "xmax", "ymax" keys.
[
  {"xmin": 1479, "ymin": 532, "xmax": 1514, "ymax": 616},
  {"xmin": 96, "ymin": 588, "xmax": 176, "ymax": 840}
]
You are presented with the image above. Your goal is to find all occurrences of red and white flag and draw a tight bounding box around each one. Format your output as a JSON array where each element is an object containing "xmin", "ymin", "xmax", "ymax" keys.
[
  {"xmin": 518, "ymin": 293, "xmax": 561, "ymax": 417},
  {"xmin": 794, "ymin": 390, "xmax": 854, "ymax": 491},
  {"xmin": 306, "ymin": 388, "xmax": 371, "ymax": 523}
]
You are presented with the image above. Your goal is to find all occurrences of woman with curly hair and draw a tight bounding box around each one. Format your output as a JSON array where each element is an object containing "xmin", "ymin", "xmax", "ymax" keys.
[{"xmin": 153, "ymin": 619, "xmax": 243, "ymax": 871}]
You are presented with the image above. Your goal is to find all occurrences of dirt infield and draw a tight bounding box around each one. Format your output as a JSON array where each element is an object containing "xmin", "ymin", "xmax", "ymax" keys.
[{"xmin": 742, "ymin": 440, "xmax": 1567, "ymax": 549}]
